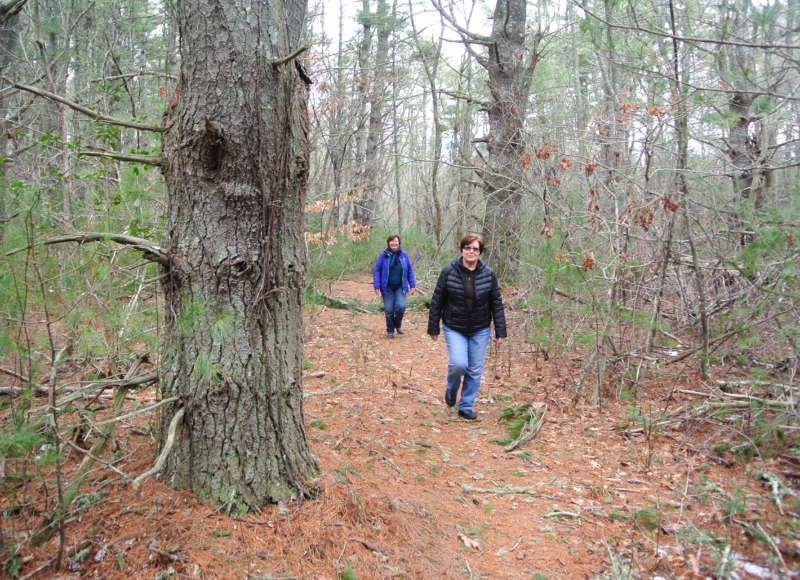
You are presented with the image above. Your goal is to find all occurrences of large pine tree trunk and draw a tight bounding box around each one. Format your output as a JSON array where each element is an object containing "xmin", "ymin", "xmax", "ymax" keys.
[{"xmin": 159, "ymin": 0, "xmax": 317, "ymax": 508}]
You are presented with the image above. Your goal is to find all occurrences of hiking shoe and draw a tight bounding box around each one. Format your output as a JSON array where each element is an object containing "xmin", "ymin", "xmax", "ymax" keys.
[
  {"xmin": 444, "ymin": 390, "xmax": 456, "ymax": 407},
  {"xmin": 396, "ymin": 328, "xmax": 405, "ymax": 335},
  {"xmin": 458, "ymin": 409, "xmax": 477, "ymax": 420},
  {"xmin": 387, "ymin": 332, "xmax": 394, "ymax": 338}
]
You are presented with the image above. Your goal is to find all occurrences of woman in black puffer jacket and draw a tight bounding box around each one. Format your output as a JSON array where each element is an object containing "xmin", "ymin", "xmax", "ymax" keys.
[{"xmin": 427, "ymin": 234, "xmax": 506, "ymax": 420}]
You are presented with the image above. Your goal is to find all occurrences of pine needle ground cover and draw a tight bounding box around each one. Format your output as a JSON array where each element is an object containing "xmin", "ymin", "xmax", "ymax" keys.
[{"xmin": 2, "ymin": 278, "xmax": 798, "ymax": 579}]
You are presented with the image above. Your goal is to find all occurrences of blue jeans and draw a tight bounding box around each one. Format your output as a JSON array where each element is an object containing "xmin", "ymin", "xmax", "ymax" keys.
[
  {"xmin": 381, "ymin": 287, "xmax": 406, "ymax": 333},
  {"xmin": 442, "ymin": 324, "xmax": 492, "ymax": 412}
]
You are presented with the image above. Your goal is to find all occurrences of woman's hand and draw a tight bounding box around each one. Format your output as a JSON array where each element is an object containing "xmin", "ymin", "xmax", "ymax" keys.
[
  {"xmin": 496, "ymin": 337, "xmax": 505, "ymax": 346},
  {"xmin": 375, "ymin": 289, "xmax": 381, "ymax": 296}
]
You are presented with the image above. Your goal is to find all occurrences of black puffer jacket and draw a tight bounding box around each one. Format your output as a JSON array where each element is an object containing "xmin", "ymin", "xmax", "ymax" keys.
[{"xmin": 427, "ymin": 258, "xmax": 507, "ymax": 338}]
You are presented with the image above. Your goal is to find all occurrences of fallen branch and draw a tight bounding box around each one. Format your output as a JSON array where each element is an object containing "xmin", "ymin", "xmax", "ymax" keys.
[
  {"xmin": 544, "ymin": 510, "xmax": 582, "ymax": 519},
  {"xmin": 504, "ymin": 536, "xmax": 523, "ymax": 553},
  {"xmin": 755, "ymin": 521, "xmax": 789, "ymax": 574},
  {"xmin": 94, "ymin": 396, "xmax": 177, "ymax": 426},
  {"xmin": 32, "ymin": 372, "xmax": 158, "ymax": 412},
  {"xmin": 367, "ymin": 448, "xmax": 403, "ymax": 473},
  {"xmin": 63, "ymin": 439, "xmax": 131, "ymax": 481},
  {"xmin": 17, "ymin": 557, "xmax": 56, "ymax": 580},
  {"xmin": 304, "ymin": 381, "xmax": 346, "ymax": 399},
  {"xmin": 0, "ymin": 365, "xmax": 29, "ymax": 382},
  {"xmin": 133, "ymin": 407, "xmax": 185, "ymax": 489},
  {"xmin": 459, "ymin": 483, "xmax": 551, "ymax": 497},
  {"xmin": 350, "ymin": 536, "xmax": 391, "ymax": 555},
  {"xmin": 757, "ymin": 471, "xmax": 787, "ymax": 516},
  {"xmin": 716, "ymin": 380, "xmax": 797, "ymax": 392},
  {"xmin": 32, "ymin": 385, "xmax": 133, "ymax": 546},
  {"xmin": 6, "ymin": 372, "xmax": 157, "ymax": 402},
  {"xmin": 623, "ymin": 398, "xmax": 793, "ymax": 438},
  {"xmin": 666, "ymin": 308, "xmax": 796, "ymax": 366},
  {"xmin": 149, "ymin": 545, "xmax": 189, "ymax": 563},
  {"xmin": 504, "ymin": 406, "xmax": 546, "ymax": 452},
  {"xmin": 676, "ymin": 388, "xmax": 717, "ymax": 398},
  {"xmin": 679, "ymin": 387, "xmax": 796, "ymax": 406},
  {"xmin": 670, "ymin": 440, "xmax": 734, "ymax": 468},
  {"xmin": 307, "ymin": 290, "xmax": 378, "ymax": 313},
  {"xmin": 0, "ymin": 385, "xmax": 49, "ymax": 397}
]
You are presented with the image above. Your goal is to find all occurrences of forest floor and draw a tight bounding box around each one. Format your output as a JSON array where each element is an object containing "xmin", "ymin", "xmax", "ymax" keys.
[{"xmin": 5, "ymin": 276, "xmax": 800, "ymax": 579}]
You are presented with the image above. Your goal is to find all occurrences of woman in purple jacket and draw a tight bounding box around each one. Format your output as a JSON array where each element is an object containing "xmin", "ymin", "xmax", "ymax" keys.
[{"xmin": 373, "ymin": 234, "xmax": 416, "ymax": 338}]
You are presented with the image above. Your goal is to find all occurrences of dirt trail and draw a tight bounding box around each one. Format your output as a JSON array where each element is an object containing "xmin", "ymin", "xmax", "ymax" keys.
[
  {"xmin": 299, "ymin": 278, "xmax": 658, "ymax": 578},
  {"xmin": 12, "ymin": 276, "xmax": 790, "ymax": 579}
]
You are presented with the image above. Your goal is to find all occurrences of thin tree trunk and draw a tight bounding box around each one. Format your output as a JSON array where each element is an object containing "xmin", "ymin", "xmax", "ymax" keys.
[
  {"xmin": 409, "ymin": 5, "xmax": 443, "ymax": 246},
  {"xmin": 0, "ymin": 8, "xmax": 20, "ymax": 243},
  {"xmin": 669, "ymin": 0, "xmax": 709, "ymax": 378},
  {"xmin": 454, "ymin": 50, "xmax": 475, "ymax": 247},
  {"xmin": 359, "ymin": 0, "xmax": 392, "ymax": 226},
  {"xmin": 350, "ymin": 0, "xmax": 373, "ymax": 225},
  {"xmin": 391, "ymin": 17, "xmax": 402, "ymax": 233},
  {"xmin": 645, "ymin": 211, "xmax": 675, "ymax": 355}
]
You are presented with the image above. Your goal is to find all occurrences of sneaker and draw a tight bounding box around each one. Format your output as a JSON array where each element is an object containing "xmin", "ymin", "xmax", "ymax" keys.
[
  {"xmin": 458, "ymin": 409, "xmax": 477, "ymax": 420},
  {"xmin": 387, "ymin": 332, "xmax": 394, "ymax": 338},
  {"xmin": 444, "ymin": 390, "xmax": 456, "ymax": 407},
  {"xmin": 396, "ymin": 328, "xmax": 405, "ymax": 335}
]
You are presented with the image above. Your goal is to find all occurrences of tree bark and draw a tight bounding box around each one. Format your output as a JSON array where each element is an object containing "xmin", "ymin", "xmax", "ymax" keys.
[
  {"xmin": 358, "ymin": 0, "xmax": 392, "ymax": 227},
  {"xmin": 348, "ymin": 0, "xmax": 373, "ymax": 225},
  {"xmin": 717, "ymin": 0, "xmax": 774, "ymax": 244},
  {"xmin": 453, "ymin": 51, "xmax": 476, "ymax": 247},
  {"xmin": 432, "ymin": 0, "xmax": 537, "ymax": 274},
  {"xmin": 409, "ymin": 9, "xmax": 443, "ymax": 246},
  {"xmin": 0, "ymin": 7, "xmax": 19, "ymax": 243},
  {"xmin": 159, "ymin": 0, "xmax": 317, "ymax": 508},
  {"xmin": 481, "ymin": 0, "xmax": 538, "ymax": 276}
]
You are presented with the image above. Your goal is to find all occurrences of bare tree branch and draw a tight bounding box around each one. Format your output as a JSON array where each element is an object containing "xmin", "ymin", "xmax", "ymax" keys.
[
  {"xmin": 573, "ymin": 0, "xmax": 800, "ymax": 51},
  {"xmin": 428, "ymin": 0, "xmax": 490, "ymax": 67},
  {"xmin": 271, "ymin": 43, "xmax": 311, "ymax": 67},
  {"xmin": 6, "ymin": 232, "xmax": 168, "ymax": 266},
  {"xmin": 46, "ymin": 233, "xmax": 168, "ymax": 265},
  {"xmin": 1, "ymin": 75, "xmax": 166, "ymax": 133},
  {"xmin": 91, "ymin": 70, "xmax": 177, "ymax": 84},
  {"xmin": 78, "ymin": 148, "xmax": 163, "ymax": 167},
  {"xmin": 439, "ymin": 89, "xmax": 491, "ymax": 109},
  {"xmin": 429, "ymin": 0, "xmax": 491, "ymax": 44},
  {"xmin": 0, "ymin": 365, "xmax": 29, "ymax": 382},
  {"xmin": 0, "ymin": 0, "xmax": 27, "ymax": 23}
]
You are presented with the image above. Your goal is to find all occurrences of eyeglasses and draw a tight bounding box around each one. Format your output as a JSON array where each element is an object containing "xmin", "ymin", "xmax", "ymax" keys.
[{"xmin": 462, "ymin": 246, "xmax": 481, "ymax": 253}]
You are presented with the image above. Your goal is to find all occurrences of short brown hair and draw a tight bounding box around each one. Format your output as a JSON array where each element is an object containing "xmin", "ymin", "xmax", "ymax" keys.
[
  {"xmin": 387, "ymin": 234, "xmax": 401, "ymax": 246},
  {"xmin": 459, "ymin": 233, "xmax": 484, "ymax": 254}
]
